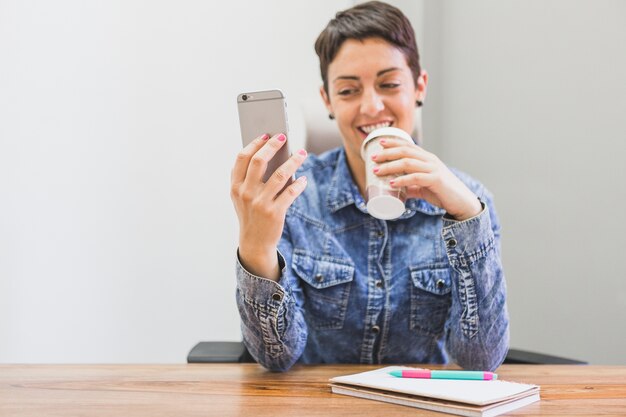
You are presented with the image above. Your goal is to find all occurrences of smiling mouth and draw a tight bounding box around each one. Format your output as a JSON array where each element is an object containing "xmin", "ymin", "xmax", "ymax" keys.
[{"xmin": 358, "ymin": 121, "xmax": 393, "ymax": 135}]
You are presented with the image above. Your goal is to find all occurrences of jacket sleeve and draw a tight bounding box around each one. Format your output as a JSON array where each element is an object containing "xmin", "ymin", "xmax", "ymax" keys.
[
  {"xmin": 442, "ymin": 189, "xmax": 510, "ymax": 371},
  {"xmin": 235, "ymin": 223, "xmax": 308, "ymax": 371}
]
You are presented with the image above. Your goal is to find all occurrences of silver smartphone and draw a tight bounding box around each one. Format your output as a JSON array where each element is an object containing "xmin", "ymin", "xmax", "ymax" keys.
[{"xmin": 237, "ymin": 89, "xmax": 292, "ymax": 184}]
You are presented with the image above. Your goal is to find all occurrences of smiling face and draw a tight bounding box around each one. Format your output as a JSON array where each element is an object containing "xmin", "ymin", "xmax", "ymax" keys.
[{"xmin": 320, "ymin": 37, "xmax": 428, "ymax": 190}]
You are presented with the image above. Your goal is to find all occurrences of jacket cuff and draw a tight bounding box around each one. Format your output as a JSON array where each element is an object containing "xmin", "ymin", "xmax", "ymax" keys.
[
  {"xmin": 441, "ymin": 202, "xmax": 495, "ymax": 267},
  {"xmin": 236, "ymin": 250, "xmax": 289, "ymax": 305}
]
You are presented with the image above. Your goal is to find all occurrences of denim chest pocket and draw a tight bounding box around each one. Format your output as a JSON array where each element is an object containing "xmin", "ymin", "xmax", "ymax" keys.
[
  {"xmin": 292, "ymin": 250, "xmax": 355, "ymax": 330},
  {"xmin": 409, "ymin": 265, "xmax": 453, "ymax": 336}
]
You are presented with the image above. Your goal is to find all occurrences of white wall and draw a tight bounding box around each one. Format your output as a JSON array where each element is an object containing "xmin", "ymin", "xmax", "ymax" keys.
[
  {"xmin": 421, "ymin": 0, "xmax": 626, "ymax": 364},
  {"xmin": 1, "ymin": 0, "xmax": 624, "ymax": 364},
  {"xmin": 0, "ymin": 0, "xmax": 349, "ymax": 363}
]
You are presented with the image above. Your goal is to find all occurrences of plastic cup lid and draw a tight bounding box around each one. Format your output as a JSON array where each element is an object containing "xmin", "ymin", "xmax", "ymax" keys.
[
  {"xmin": 367, "ymin": 195, "xmax": 406, "ymax": 220},
  {"xmin": 360, "ymin": 127, "xmax": 414, "ymax": 160}
]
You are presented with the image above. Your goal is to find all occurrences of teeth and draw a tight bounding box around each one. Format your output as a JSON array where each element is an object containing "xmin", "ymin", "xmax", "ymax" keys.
[{"xmin": 361, "ymin": 122, "xmax": 391, "ymax": 134}]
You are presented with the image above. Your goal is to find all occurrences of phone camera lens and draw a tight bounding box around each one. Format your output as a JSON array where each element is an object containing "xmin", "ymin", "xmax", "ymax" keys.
[{"xmin": 242, "ymin": 94, "xmax": 248, "ymax": 101}]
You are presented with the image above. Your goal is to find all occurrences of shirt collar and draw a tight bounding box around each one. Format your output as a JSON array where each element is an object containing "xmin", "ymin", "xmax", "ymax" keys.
[
  {"xmin": 326, "ymin": 148, "xmax": 446, "ymax": 217},
  {"xmin": 326, "ymin": 149, "xmax": 361, "ymax": 212}
]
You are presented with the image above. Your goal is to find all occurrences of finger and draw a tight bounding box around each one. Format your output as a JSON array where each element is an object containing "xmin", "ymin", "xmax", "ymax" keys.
[
  {"xmin": 262, "ymin": 148, "xmax": 308, "ymax": 198},
  {"xmin": 405, "ymin": 185, "xmax": 429, "ymax": 201},
  {"xmin": 374, "ymin": 158, "xmax": 432, "ymax": 177},
  {"xmin": 232, "ymin": 133, "xmax": 270, "ymax": 184},
  {"xmin": 390, "ymin": 171, "xmax": 434, "ymax": 188},
  {"xmin": 245, "ymin": 133, "xmax": 288, "ymax": 183},
  {"xmin": 274, "ymin": 175, "xmax": 308, "ymax": 209},
  {"xmin": 374, "ymin": 140, "xmax": 431, "ymax": 163},
  {"xmin": 378, "ymin": 136, "xmax": 415, "ymax": 147}
]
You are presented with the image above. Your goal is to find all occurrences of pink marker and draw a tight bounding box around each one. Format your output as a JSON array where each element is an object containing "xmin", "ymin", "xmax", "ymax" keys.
[{"xmin": 389, "ymin": 369, "xmax": 497, "ymax": 380}]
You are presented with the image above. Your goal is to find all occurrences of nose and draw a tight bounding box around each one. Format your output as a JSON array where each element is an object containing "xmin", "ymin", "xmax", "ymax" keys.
[{"xmin": 360, "ymin": 88, "xmax": 384, "ymax": 117}]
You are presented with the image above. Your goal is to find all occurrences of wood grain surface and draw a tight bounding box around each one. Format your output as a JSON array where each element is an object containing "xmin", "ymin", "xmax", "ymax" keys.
[{"xmin": 1, "ymin": 364, "xmax": 625, "ymax": 416}]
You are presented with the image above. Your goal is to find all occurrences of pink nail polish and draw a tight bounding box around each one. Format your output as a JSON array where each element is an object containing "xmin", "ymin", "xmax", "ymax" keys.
[
  {"xmin": 373, "ymin": 167, "xmax": 380, "ymax": 173},
  {"xmin": 389, "ymin": 180, "xmax": 396, "ymax": 186},
  {"xmin": 371, "ymin": 154, "xmax": 377, "ymax": 161},
  {"xmin": 261, "ymin": 133, "xmax": 270, "ymax": 141},
  {"xmin": 298, "ymin": 149, "xmax": 307, "ymax": 156},
  {"xmin": 380, "ymin": 139, "xmax": 386, "ymax": 145},
  {"xmin": 277, "ymin": 134, "xmax": 286, "ymax": 142}
]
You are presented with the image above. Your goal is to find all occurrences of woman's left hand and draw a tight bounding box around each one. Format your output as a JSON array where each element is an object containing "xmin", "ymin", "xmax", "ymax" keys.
[{"xmin": 372, "ymin": 137, "xmax": 482, "ymax": 221}]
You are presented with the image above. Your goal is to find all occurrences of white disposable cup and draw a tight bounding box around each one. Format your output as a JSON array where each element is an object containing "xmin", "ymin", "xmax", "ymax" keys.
[{"xmin": 360, "ymin": 127, "xmax": 414, "ymax": 220}]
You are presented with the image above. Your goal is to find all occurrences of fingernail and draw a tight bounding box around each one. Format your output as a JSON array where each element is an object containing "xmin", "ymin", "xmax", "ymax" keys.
[
  {"xmin": 371, "ymin": 154, "xmax": 377, "ymax": 161},
  {"xmin": 389, "ymin": 179, "xmax": 396, "ymax": 186},
  {"xmin": 299, "ymin": 176, "xmax": 307, "ymax": 183},
  {"xmin": 261, "ymin": 134, "xmax": 270, "ymax": 141},
  {"xmin": 373, "ymin": 167, "xmax": 380, "ymax": 173},
  {"xmin": 298, "ymin": 149, "xmax": 307, "ymax": 156},
  {"xmin": 277, "ymin": 134, "xmax": 286, "ymax": 142},
  {"xmin": 380, "ymin": 139, "xmax": 386, "ymax": 145}
]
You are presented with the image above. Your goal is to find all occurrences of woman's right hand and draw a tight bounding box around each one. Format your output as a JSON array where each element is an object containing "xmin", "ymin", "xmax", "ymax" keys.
[{"xmin": 230, "ymin": 133, "xmax": 308, "ymax": 281}]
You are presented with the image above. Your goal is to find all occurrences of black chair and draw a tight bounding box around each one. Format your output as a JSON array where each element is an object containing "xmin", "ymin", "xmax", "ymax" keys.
[{"xmin": 187, "ymin": 341, "xmax": 587, "ymax": 365}]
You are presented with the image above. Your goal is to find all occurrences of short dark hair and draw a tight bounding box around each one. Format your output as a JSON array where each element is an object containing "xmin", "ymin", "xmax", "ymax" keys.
[{"xmin": 314, "ymin": 1, "xmax": 421, "ymax": 95}]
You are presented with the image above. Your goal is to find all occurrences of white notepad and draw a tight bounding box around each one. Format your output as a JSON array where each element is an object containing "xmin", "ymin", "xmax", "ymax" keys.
[{"xmin": 329, "ymin": 366, "xmax": 540, "ymax": 417}]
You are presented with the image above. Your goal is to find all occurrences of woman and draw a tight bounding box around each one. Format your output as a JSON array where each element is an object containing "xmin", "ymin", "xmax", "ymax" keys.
[{"xmin": 230, "ymin": 1, "xmax": 509, "ymax": 372}]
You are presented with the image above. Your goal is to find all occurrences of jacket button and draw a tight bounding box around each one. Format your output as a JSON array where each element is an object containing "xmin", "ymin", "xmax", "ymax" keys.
[
  {"xmin": 377, "ymin": 231, "xmax": 384, "ymax": 238},
  {"xmin": 271, "ymin": 293, "xmax": 283, "ymax": 302},
  {"xmin": 436, "ymin": 279, "xmax": 445, "ymax": 289},
  {"xmin": 315, "ymin": 274, "xmax": 324, "ymax": 282},
  {"xmin": 372, "ymin": 325, "xmax": 380, "ymax": 334},
  {"xmin": 375, "ymin": 280, "xmax": 383, "ymax": 289},
  {"xmin": 447, "ymin": 238, "xmax": 457, "ymax": 248}
]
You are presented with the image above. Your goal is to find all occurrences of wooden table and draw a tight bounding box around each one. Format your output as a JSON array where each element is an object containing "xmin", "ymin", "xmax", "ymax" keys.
[{"xmin": 1, "ymin": 364, "xmax": 625, "ymax": 416}]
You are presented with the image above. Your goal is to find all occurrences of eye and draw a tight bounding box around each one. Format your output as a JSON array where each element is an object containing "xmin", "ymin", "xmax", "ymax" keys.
[
  {"xmin": 380, "ymin": 83, "xmax": 400, "ymax": 89},
  {"xmin": 337, "ymin": 88, "xmax": 359, "ymax": 96}
]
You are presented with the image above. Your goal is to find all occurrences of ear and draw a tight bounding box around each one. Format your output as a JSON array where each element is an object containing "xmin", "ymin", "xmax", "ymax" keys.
[
  {"xmin": 319, "ymin": 85, "xmax": 333, "ymax": 115},
  {"xmin": 415, "ymin": 69, "xmax": 428, "ymax": 103}
]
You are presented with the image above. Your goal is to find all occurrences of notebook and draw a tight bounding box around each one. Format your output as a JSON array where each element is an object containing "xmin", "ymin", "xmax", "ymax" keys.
[{"xmin": 329, "ymin": 366, "xmax": 540, "ymax": 417}]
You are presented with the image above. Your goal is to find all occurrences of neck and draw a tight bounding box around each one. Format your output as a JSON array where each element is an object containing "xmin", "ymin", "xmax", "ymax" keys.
[{"xmin": 345, "ymin": 150, "xmax": 367, "ymax": 199}]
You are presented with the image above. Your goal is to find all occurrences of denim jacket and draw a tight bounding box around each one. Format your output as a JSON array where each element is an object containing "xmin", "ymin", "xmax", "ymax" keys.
[{"xmin": 235, "ymin": 147, "xmax": 509, "ymax": 372}]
